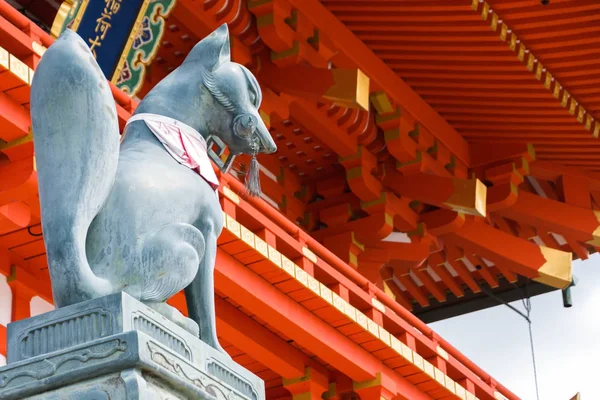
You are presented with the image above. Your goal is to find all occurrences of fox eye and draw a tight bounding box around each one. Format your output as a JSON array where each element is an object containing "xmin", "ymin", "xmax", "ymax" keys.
[{"xmin": 233, "ymin": 114, "xmax": 256, "ymax": 138}]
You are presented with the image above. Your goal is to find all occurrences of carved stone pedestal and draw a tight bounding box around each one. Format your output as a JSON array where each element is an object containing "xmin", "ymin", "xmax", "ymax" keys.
[{"xmin": 0, "ymin": 292, "xmax": 264, "ymax": 400}]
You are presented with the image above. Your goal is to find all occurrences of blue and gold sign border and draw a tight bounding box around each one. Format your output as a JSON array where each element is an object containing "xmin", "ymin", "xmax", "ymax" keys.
[{"xmin": 51, "ymin": 0, "xmax": 176, "ymax": 97}]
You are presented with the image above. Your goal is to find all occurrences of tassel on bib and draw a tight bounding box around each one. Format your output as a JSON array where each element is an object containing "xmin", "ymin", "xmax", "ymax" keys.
[{"xmin": 245, "ymin": 154, "xmax": 261, "ymax": 197}]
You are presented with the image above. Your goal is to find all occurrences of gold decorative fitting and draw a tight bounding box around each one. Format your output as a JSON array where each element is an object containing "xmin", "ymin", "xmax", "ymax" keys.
[
  {"xmin": 220, "ymin": 214, "xmax": 478, "ymax": 399},
  {"xmin": 490, "ymin": 13, "xmax": 499, "ymax": 31},
  {"xmin": 561, "ymin": 91, "xmax": 569, "ymax": 108},
  {"xmin": 302, "ymin": 247, "xmax": 317, "ymax": 263},
  {"xmin": 494, "ymin": 392, "xmax": 509, "ymax": 400},
  {"xmin": 474, "ymin": 4, "xmax": 596, "ymax": 139},
  {"xmin": 356, "ymin": 310, "xmax": 368, "ymax": 329},
  {"xmin": 480, "ymin": 2, "xmax": 490, "ymax": 20},
  {"xmin": 367, "ymin": 318, "xmax": 379, "ymax": 337},
  {"xmin": 370, "ymin": 91, "xmax": 395, "ymax": 115},
  {"xmin": 382, "ymin": 281, "xmax": 396, "ymax": 300},
  {"xmin": 526, "ymin": 53, "xmax": 535, "ymax": 71},
  {"xmin": 9, "ymin": 54, "xmax": 29, "ymax": 84},
  {"xmin": 577, "ymin": 107, "xmax": 585, "ymax": 123},
  {"xmin": 378, "ymin": 327, "xmax": 391, "ymax": 345},
  {"xmin": 569, "ymin": 98, "xmax": 577, "ymax": 115},
  {"xmin": 436, "ymin": 345, "xmax": 449, "ymax": 360},
  {"xmin": 585, "ymin": 114, "xmax": 593, "ymax": 131},
  {"xmin": 444, "ymin": 178, "xmax": 487, "ymax": 217},
  {"xmin": 241, "ymin": 225, "xmax": 255, "ymax": 247},
  {"xmin": 282, "ymin": 255, "xmax": 295, "ymax": 276},
  {"xmin": 343, "ymin": 301, "xmax": 357, "ymax": 321},
  {"xmin": 535, "ymin": 63, "xmax": 543, "ymax": 80},
  {"xmin": 319, "ymin": 283, "xmax": 333, "ymax": 304},
  {"xmin": 434, "ymin": 367, "xmax": 446, "ymax": 385},
  {"xmin": 51, "ymin": 0, "xmax": 76, "ymax": 37},
  {"xmin": 544, "ymin": 72, "xmax": 553, "ymax": 89},
  {"xmin": 254, "ymin": 236, "xmax": 269, "ymax": 258},
  {"xmin": 391, "ymin": 336, "xmax": 403, "ymax": 353},
  {"xmin": 371, "ymin": 297, "xmax": 386, "ymax": 313},
  {"xmin": 324, "ymin": 69, "xmax": 370, "ymax": 111},
  {"xmin": 295, "ymin": 265, "xmax": 308, "ymax": 286},
  {"xmin": 517, "ymin": 44, "xmax": 526, "ymax": 61},
  {"xmin": 455, "ymin": 385, "xmax": 467, "ymax": 400},
  {"xmin": 0, "ymin": 132, "xmax": 33, "ymax": 151},
  {"xmin": 32, "ymin": 42, "xmax": 47, "ymax": 57},
  {"xmin": 534, "ymin": 246, "xmax": 573, "ymax": 289},
  {"xmin": 307, "ymin": 274, "xmax": 320, "ymax": 294},
  {"xmin": 445, "ymin": 376, "xmax": 456, "ymax": 393},
  {"xmin": 332, "ymin": 292, "xmax": 345, "ymax": 313},
  {"xmin": 509, "ymin": 32, "xmax": 517, "ymax": 51},
  {"xmin": 0, "ymin": 46, "xmax": 8, "ymax": 70},
  {"xmin": 268, "ymin": 245, "xmax": 282, "ymax": 267},
  {"xmin": 223, "ymin": 186, "xmax": 240, "ymax": 204},
  {"xmin": 499, "ymin": 24, "xmax": 508, "ymax": 41},
  {"xmin": 553, "ymin": 83, "xmax": 561, "ymax": 99},
  {"xmin": 412, "ymin": 352, "xmax": 424, "ymax": 370},
  {"xmin": 226, "ymin": 217, "xmax": 241, "ymax": 238},
  {"xmin": 423, "ymin": 359, "xmax": 435, "ymax": 379}
]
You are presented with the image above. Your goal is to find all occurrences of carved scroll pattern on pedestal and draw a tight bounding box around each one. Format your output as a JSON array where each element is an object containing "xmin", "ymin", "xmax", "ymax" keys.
[
  {"xmin": 147, "ymin": 341, "xmax": 252, "ymax": 400},
  {"xmin": 0, "ymin": 339, "xmax": 128, "ymax": 389}
]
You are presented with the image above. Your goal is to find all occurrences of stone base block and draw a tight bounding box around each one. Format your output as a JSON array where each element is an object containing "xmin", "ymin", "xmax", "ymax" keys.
[{"xmin": 0, "ymin": 292, "xmax": 264, "ymax": 400}]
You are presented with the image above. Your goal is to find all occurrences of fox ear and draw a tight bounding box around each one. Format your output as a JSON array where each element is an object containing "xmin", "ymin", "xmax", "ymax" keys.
[{"xmin": 183, "ymin": 23, "xmax": 230, "ymax": 71}]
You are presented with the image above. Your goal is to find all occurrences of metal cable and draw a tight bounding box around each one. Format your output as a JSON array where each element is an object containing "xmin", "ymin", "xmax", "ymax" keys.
[
  {"xmin": 480, "ymin": 280, "xmax": 540, "ymax": 400},
  {"xmin": 526, "ymin": 302, "xmax": 541, "ymax": 400}
]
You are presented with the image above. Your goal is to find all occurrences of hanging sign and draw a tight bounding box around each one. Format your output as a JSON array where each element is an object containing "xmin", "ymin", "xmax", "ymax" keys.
[{"xmin": 51, "ymin": 0, "xmax": 176, "ymax": 96}]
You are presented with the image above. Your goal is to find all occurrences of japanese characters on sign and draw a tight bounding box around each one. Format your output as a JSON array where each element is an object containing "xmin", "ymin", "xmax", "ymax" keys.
[
  {"xmin": 68, "ymin": 0, "xmax": 145, "ymax": 79},
  {"xmin": 88, "ymin": 1, "xmax": 123, "ymax": 57},
  {"xmin": 52, "ymin": 0, "xmax": 175, "ymax": 96}
]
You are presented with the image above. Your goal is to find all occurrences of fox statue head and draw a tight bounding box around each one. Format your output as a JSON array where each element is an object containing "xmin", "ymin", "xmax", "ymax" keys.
[
  {"xmin": 182, "ymin": 24, "xmax": 276, "ymax": 157},
  {"xmin": 136, "ymin": 24, "xmax": 276, "ymax": 195}
]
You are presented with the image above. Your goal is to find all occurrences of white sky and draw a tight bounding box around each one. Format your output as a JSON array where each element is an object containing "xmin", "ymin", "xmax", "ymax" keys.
[{"xmin": 431, "ymin": 255, "xmax": 599, "ymax": 400}]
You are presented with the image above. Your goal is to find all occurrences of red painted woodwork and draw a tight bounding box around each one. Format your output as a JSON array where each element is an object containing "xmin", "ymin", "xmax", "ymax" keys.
[{"xmin": 1, "ymin": 0, "xmax": 598, "ymax": 399}]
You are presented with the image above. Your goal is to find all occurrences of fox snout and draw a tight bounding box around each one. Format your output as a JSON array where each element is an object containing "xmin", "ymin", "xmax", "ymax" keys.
[{"xmin": 255, "ymin": 121, "xmax": 277, "ymax": 154}]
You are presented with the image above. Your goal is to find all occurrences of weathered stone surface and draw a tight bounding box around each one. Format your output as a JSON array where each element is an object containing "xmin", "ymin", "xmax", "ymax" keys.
[
  {"xmin": 0, "ymin": 293, "xmax": 264, "ymax": 400},
  {"xmin": 30, "ymin": 23, "xmax": 277, "ymax": 355}
]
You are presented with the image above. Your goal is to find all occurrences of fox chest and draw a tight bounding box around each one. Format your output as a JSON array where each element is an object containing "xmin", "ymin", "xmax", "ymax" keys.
[{"xmin": 112, "ymin": 149, "xmax": 222, "ymax": 230}]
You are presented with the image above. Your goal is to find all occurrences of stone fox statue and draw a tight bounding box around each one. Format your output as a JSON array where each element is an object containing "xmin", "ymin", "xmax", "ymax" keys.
[{"xmin": 30, "ymin": 24, "xmax": 276, "ymax": 354}]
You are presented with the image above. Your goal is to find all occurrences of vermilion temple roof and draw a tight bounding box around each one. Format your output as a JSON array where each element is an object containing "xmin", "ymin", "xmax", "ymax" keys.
[{"xmin": 0, "ymin": 1, "xmax": 597, "ymax": 399}]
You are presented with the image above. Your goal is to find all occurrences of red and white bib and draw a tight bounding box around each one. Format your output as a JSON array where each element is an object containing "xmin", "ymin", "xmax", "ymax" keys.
[{"xmin": 126, "ymin": 113, "xmax": 220, "ymax": 194}]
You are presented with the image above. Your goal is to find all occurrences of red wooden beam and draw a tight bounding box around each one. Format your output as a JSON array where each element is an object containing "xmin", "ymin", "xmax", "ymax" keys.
[
  {"xmin": 214, "ymin": 248, "xmax": 430, "ymax": 400},
  {"xmin": 530, "ymin": 161, "xmax": 600, "ymax": 191},
  {"xmin": 215, "ymin": 296, "xmax": 317, "ymax": 380},
  {"xmin": 447, "ymin": 219, "xmax": 572, "ymax": 289},
  {"xmin": 0, "ymin": 91, "xmax": 29, "ymax": 142},
  {"xmin": 496, "ymin": 189, "xmax": 600, "ymax": 246},
  {"xmin": 219, "ymin": 176, "xmax": 518, "ymax": 400},
  {"xmin": 257, "ymin": 62, "xmax": 369, "ymax": 110},
  {"xmin": 286, "ymin": 0, "xmax": 470, "ymax": 165},
  {"xmin": 288, "ymin": 98, "xmax": 358, "ymax": 158},
  {"xmin": 383, "ymin": 170, "xmax": 486, "ymax": 217}
]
